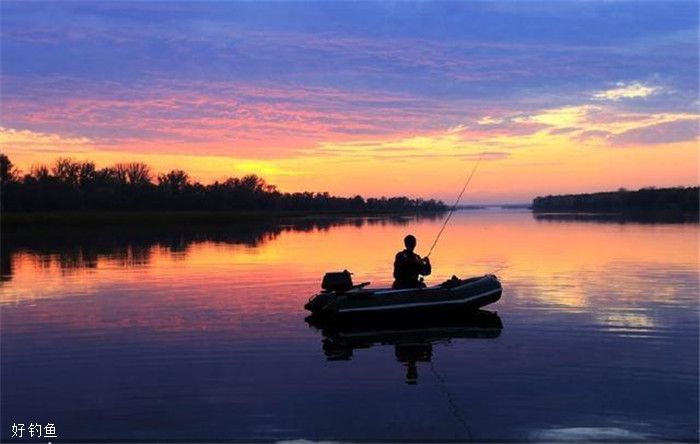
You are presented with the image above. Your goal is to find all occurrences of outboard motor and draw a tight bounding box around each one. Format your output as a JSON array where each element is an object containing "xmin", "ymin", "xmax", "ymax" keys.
[
  {"xmin": 306, "ymin": 270, "xmax": 370, "ymax": 315},
  {"xmin": 305, "ymin": 270, "xmax": 353, "ymax": 314},
  {"xmin": 321, "ymin": 270, "xmax": 354, "ymax": 293}
]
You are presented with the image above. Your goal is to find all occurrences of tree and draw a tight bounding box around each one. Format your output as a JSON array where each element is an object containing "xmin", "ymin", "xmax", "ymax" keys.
[
  {"xmin": 78, "ymin": 161, "xmax": 97, "ymax": 186},
  {"xmin": 30, "ymin": 164, "xmax": 51, "ymax": 182},
  {"xmin": 239, "ymin": 174, "xmax": 266, "ymax": 193},
  {"xmin": 52, "ymin": 158, "xmax": 82, "ymax": 186},
  {"xmin": 113, "ymin": 162, "xmax": 152, "ymax": 185},
  {"xmin": 158, "ymin": 170, "xmax": 190, "ymax": 194},
  {"xmin": 0, "ymin": 155, "xmax": 449, "ymax": 213},
  {"xmin": 0, "ymin": 154, "xmax": 19, "ymax": 186}
]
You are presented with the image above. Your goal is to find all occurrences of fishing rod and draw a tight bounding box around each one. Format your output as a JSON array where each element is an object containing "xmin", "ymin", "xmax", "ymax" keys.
[{"xmin": 426, "ymin": 155, "xmax": 483, "ymax": 258}]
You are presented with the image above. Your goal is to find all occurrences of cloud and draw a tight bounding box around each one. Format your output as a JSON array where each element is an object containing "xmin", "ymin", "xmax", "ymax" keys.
[
  {"xmin": 3, "ymin": 76, "xmax": 475, "ymax": 158},
  {"xmin": 0, "ymin": 126, "xmax": 94, "ymax": 153},
  {"xmin": 573, "ymin": 129, "xmax": 612, "ymax": 143},
  {"xmin": 592, "ymin": 82, "xmax": 661, "ymax": 101},
  {"xmin": 477, "ymin": 116, "xmax": 504, "ymax": 125},
  {"xmin": 3, "ymin": 1, "xmax": 697, "ymax": 112},
  {"xmin": 548, "ymin": 127, "xmax": 578, "ymax": 135},
  {"xmin": 610, "ymin": 119, "xmax": 699, "ymax": 146},
  {"xmin": 499, "ymin": 102, "xmax": 699, "ymax": 148},
  {"xmin": 515, "ymin": 105, "xmax": 599, "ymax": 127}
]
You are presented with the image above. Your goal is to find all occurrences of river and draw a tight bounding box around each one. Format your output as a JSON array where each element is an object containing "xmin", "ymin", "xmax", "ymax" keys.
[{"xmin": 1, "ymin": 210, "xmax": 698, "ymax": 441}]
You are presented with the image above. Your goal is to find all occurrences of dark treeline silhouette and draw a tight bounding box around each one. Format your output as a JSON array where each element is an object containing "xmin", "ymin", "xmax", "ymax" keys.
[
  {"xmin": 532, "ymin": 186, "xmax": 699, "ymax": 215},
  {"xmin": 0, "ymin": 155, "xmax": 446, "ymax": 213}
]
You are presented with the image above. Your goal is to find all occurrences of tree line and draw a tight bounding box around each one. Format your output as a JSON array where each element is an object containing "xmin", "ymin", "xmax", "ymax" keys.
[
  {"xmin": 0, "ymin": 155, "xmax": 447, "ymax": 213},
  {"xmin": 532, "ymin": 186, "xmax": 699, "ymax": 214}
]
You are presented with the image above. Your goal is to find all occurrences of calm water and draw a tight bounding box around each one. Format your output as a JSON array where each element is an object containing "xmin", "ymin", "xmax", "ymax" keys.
[{"xmin": 2, "ymin": 210, "xmax": 698, "ymax": 442}]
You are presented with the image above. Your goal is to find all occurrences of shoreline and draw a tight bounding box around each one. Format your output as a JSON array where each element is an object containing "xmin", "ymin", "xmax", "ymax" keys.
[
  {"xmin": 531, "ymin": 186, "xmax": 698, "ymax": 214},
  {"xmin": 1, "ymin": 209, "xmax": 447, "ymax": 227}
]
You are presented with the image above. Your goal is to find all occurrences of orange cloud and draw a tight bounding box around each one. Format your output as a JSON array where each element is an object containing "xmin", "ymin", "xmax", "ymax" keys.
[{"xmin": 2, "ymin": 82, "xmax": 698, "ymax": 203}]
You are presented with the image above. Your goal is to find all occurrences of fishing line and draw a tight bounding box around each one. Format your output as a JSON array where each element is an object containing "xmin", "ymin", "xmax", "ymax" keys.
[
  {"xmin": 488, "ymin": 264, "xmax": 511, "ymax": 275},
  {"xmin": 430, "ymin": 360, "xmax": 472, "ymax": 441},
  {"xmin": 426, "ymin": 155, "xmax": 483, "ymax": 258}
]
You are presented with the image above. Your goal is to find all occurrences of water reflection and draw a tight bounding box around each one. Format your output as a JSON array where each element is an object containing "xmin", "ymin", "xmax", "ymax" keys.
[
  {"xmin": 1, "ymin": 210, "xmax": 697, "ymax": 441},
  {"xmin": 533, "ymin": 211, "xmax": 699, "ymax": 224},
  {"xmin": 1, "ymin": 214, "xmax": 441, "ymax": 281},
  {"xmin": 306, "ymin": 310, "xmax": 502, "ymax": 384}
]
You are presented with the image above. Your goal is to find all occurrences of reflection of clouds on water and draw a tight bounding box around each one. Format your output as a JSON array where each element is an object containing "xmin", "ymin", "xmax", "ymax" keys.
[
  {"xmin": 531, "ymin": 426, "xmax": 648, "ymax": 442},
  {"xmin": 500, "ymin": 258, "xmax": 698, "ymax": 347},
  {"xmin": 596, "ymin": 310, "xmax": 655, "ymax": 329},
  {"xmin": 506, "ymin": 262, "xmax": 698, "ymax": 310},
  {"xmin": 595, "ymin": 310, "xmax": 657, "ymax": 335}
]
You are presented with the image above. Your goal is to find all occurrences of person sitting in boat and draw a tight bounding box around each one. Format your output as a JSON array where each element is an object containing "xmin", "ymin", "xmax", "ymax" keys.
[{"xmin": 393, "ymin": 234, "xmax": 431, "ymax": 289}]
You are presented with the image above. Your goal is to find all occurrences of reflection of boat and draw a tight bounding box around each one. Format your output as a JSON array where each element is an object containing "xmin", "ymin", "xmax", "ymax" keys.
[
  {"xmin": 306, "ymin": 310, "xmax": 502, "ymax": 384},
  {"xmin": 304, "ymin": 274, "xmax": 502, "ymax": 318}
]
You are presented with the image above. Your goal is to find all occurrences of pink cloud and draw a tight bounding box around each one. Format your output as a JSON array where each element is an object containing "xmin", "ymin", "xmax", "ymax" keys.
[
  {"xmin": 611, "ymin": 119, "xmax": 699, "ymax": 146},
  {"xmin": 4, "ymin": 76, "xmax": 509, "ymax": 158}
]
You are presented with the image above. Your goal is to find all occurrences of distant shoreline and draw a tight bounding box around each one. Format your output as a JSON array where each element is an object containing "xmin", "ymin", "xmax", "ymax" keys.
[
  {"xmin": 1, "ymin": 209, "xmax": 447, "ymax": 227},
  {"xmin": 531, "ymin": 186, "xmax": 698, "ymax": 216}
]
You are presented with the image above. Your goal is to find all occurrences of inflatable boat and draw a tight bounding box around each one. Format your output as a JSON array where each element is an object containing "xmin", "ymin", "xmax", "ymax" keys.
[{"xmin": 304, "ymin": 272, "xmax": 502, "ymax": 318}]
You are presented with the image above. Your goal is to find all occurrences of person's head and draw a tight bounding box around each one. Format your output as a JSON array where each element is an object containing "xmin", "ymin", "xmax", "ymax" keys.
[{"xmin": 403, "ymin": 234, "xmax": 416, "ymax": 252}]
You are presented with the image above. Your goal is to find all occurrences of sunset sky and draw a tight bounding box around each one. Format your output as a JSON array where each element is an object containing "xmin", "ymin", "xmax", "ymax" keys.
[{"xmin": 1, "ymin": 1, "xmax": 698, "ymax": 203}]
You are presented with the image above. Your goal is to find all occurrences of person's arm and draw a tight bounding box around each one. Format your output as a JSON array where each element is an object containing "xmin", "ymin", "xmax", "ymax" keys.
[{"xmin": 420, "ymin": 256, "xmax": 432, "ymax": 276}]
